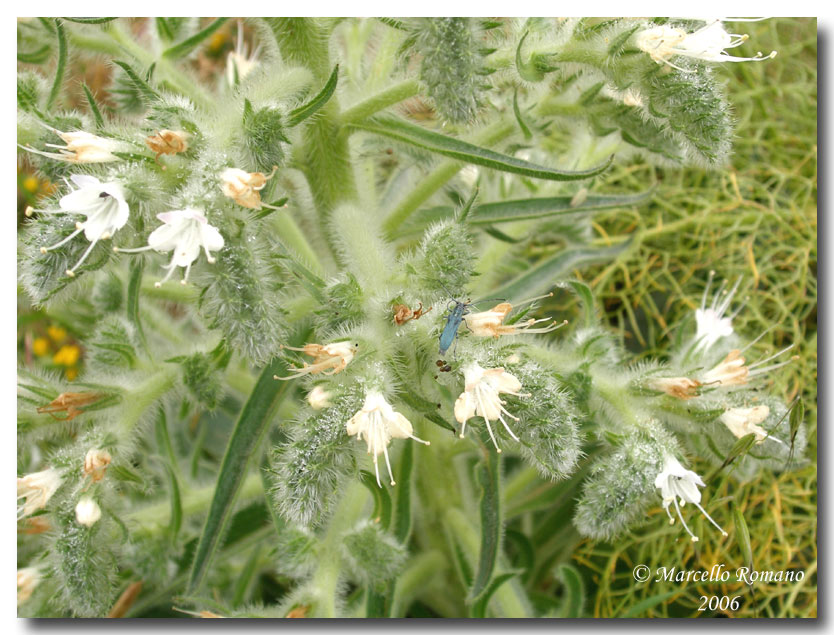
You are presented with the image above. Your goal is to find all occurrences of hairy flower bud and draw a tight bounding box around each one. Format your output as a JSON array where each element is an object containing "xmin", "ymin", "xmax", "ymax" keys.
[
  {"xmin": 342, "ymin": 521, "xmax": 407, "ymax": 591},
  {"xmin": 75, "ymin": 496, "xmax": 102, "ymax": 527},
  {"xmin": 410, "ymin": 221, "xmax": 474, "ymax": 296},
  {"xmin": 242, "ymin": 101, "xmax": 290, "ymax": 172}
]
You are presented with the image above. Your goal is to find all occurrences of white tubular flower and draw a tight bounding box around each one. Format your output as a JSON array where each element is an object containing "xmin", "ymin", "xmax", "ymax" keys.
[
  {"xmin": 346, "ymin": 390, "xmax": 430, "ymax": 487},
  {"xmin": 463, "ymin": 293, "xmax": 566, "ymax": 339},
  {"xmin": 695, "ymin": 273, "xmax": 741, "ymax": 353},
  {"xmin": 454, "ymin": 362, "xmax": 528, "ymax": 452},
  {"xmin": 17, "ymin": 467, "xmax": 62, "ymax": 519},
  {"xmin": 647, "ymin": 376, "xmax": 701, "ymax": 400},
  {"xmin": 307, "ymin": 386, "xmax": 333, "ymax": 410},
  {"xmin": 75, "ymin": 496, "xmax": 102, "ymax": 527},
  {"xmin": 83, "ymin": 448, "xmax": 112, "ymax": 482},
  {"xmin": 219, "ymin": 167, "xmax": 278, "ymax": 210},
  {"xmin": 17, "ymin": 567, "xmax": 41, "ymax": 605},
  {"xmin": 702, "ymin": 344, "xmax": 795, "ymax": 387},
  {"xmin": 720, "ymin": 406, "xmax": 782, "ymax": 444},
  {"xmin": 275, "ymin": 341, "xmax": 359, "ymax": 380},
  {"xmin": 226, "ymin": 20, "xmax": 260, "ymax": 87},
  {"xmin": 654, "ymin": 455, "xmax": 727, "ymax": 541},
  {"xmin": 20, "ymin": 126, "xmax": 124, "ymax": 163},
  {"xmin": 636, "ymin": 20, "xmax": 777, "ymax": 72},
  {"xmin": 32, "ymin": 175, "xmax": 130, "ymax": 277},
  {"xmin": 115, "ymin": 208, "xmax": 224, "ymax": 286}
]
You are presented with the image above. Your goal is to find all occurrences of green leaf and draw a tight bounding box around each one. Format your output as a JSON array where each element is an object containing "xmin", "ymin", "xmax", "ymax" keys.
[
  {"xmin": 556, "ymin": 279, "xmax": 597, "ymax": 327},
  {"xmin": 359, "ymin": 470, "xmax": 393, "ymax": 529},
  {"xmin": 350, "ymin": 115, "xmax": 613, "ymax": 182},
  {"xmin": 456, "ymin": 186, "xmax": 479, "ymax": 223},
  {"xmin": 468, "ymin": 451, "xmax": 501, "ymax": 602},
  {"xmin": 155, "ymin": 17, "xmax": 175, "ymax": 42},
  {"xmin": 187, "ymin": 350, "xmax": 300, "ymax": 592},
  {"xmin": 732, "ymin": 502, "xmax": 754, "ymax": 572},
  {"xmin": 81, "ymin": 83, "xmax": 105, "ymax": 129},
  {"xmin": 485, "ymin": 240, "xmax": 633, "ymax": 304},
  {"xmin": 287, "ymin": 65, "xmax": 339, "ymax": 127},
  {"xmin": 483, "ymin": 225, "xmax": 525, "ymax": 243},
  {"xmin": 112, "ymin": 61, "xmax": 158, "ymax": 104},
  {"xmin": 512, "ymin": 89, "xmax": 533, "ymax": 140},
  {"xmin": 471, "ymin": 571, "xmax": 519, "ymax": 618},
  {"xmin": 46, "ymin": 19, "xmax": 67, "ymax": 110},
  {"xmin": 467, "ymin": 190, "xmax": 652, "ymax": 225},
  {"xmin": 62, "ymin": 17, "xmax": 118, "ymax": 24},
  {"xmin": 162, "ymin": 17, "xmax": 230, "ymax": 60},
  {"xmin": 393, "ymin": 440, "xmax": 414, "ymax": 543},
  {"xmin": 164, "ymin": 463, "xmax": 182, "ymax": 542},
  {"xmin": 504, "ymin": 529, "xmax": 535, "ymax": 582},
  {"xmin": 556, "ymin": 564, "xmax": 585, "ymax": 617},
  {"xmin": 126, "ymin": 258, "xmax": 147, "ymax": 352}
]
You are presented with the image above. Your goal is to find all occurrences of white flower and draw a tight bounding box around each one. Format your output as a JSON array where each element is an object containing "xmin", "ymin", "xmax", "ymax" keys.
[
  {"xmin": 17, "ymin": 567, "xmax": 41, "ymax": 605},
  {"xmin": 226, "ymin": 20, "xmax": 260, "ymax": 87},
  {"xmin": 17, "ymin": 467, "xmax": 62, "ymax": 519},
  {"xmin": 274, "ymin": 341, "xmax": 359, "ymax": 380},
  {"xmin": 720, "ymin": 406, "xmax": 782, "ymax": 444},
  {"xmin": 694, "ymin": 274, "xmax": 741, "ymax": 353},
  {"xmin": 115, "ymin": 208, "xmax": 224, "ymax": 286},
  {"xmin": 75, "ymin": 496, "xmax": 101, "ymax": 527},
  {"xmin": 647, "ymin": 376, "xmax": 701, "ymax": 400},
  {"xmin": 21, "ymin": 124, "xmax": 124, "ymax": 163},
  {"xmin": 654, "ymin": 455, "xmax": 727, "ymax": 541},
  {"xmin": 83, "ymin": 448, "xmax": 112, "ymax": 482},
  {"xmin": 463, "ymin": 293, "xmax": 566, "ymax": 339},
  {"xmin": 636, "ymin": 20, "xmax": 776, "ymax": 72},
  {"xmin": 346, "ymin": 391, "xmax": 429, "ymax": 487},
  {"xmin": 702, "ymin": 346, "xmax": 795, "ymax": 387},
  {"xmin": 454, "ymin": 362, "xmax": 528, "ymax": 452},
  {"xmin": 307, "ymin": 386, "xmax": 333, "ymax": 410},
  {"xmin": 31, "ymin": 174, "xmax": 130, "ymax": 277},
  {"xmin": 220, "ymin": 167, "xmax": 279, "ymax": 210}
]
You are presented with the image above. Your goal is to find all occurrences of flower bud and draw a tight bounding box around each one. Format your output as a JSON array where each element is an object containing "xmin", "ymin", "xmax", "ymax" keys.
[
  {"xmin": 307, "ymin": 386, "xmax": 333, "ymax": 410},
  {"xmin": 145, "ymin": 130, "xmax": 188, "ymax": 160},
  {"xmin": 242, "ymin": 102, "xmax": 289, "ymax": 172},
  {"xmin": 341, "ymin": 521, "xmax": 406, "ymax": 591},
  {"xmin": 75, "ymin": 496, "xmax": 102, "ymax": 527},
  {"xmin": 410, "ymin": 221, "xmax": 474, "ymax": 295}
]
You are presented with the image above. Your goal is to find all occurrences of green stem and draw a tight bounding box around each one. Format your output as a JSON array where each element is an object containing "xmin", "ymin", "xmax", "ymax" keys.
[
  {"xmin": 382, "ymin": 121, "xmax": 515, "ymax": 237},
  {"xmin": 119, "ymin": 366, "xmax": 177, "ymax": 432},
  {"xmin": 340, "ymin": 79, "xmax": 421, "ymax": 126},
  {"xmin": 128, "ymin": 472, "xmax": 263, "ymax": 533},
  {"xmin": 307, "ymin": 481, "xmax": 368, "ymax": 617},
  {"xmin": 390, "ymin": 550, "xmax": 448, "ymax": 617},
  {"xmin": 269, "ymin": 211, "xmax": 323, "ymax": 275}
]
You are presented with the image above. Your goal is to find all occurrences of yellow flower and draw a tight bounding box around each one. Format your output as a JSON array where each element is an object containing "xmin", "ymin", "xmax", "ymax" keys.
[
  {"xmin": 47, "ymin": 325, "xmax": 67, "ymax": 342},
  {"xmin": 53, "ymin": 344, "xmax": 80, "ymax": 367},
  {"xmin": 32, "ymin": 337, "xmax": 50, "ymax": 357}
]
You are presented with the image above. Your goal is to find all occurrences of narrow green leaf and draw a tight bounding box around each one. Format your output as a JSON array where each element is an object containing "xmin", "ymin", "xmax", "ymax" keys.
[
  {"xmin": 187, "ymin": 349, "xmax": 300, "ymax": 592},
  {"xmin": 46, "ymin": 19, "xmax": 67, "ymax": 110},
  {"xmin": 485, "ymin": 240, "xmax": 633, "ymax": 304},
  {"xmin": 578, "ymin": 81, "xmax": 605, "ymax": 106},
  {"xmin": 110, "ymin": 464, "xmax": 145, "ymax": 486},
  {"xmin": 155, "ymin": 17, "xmax": 175, "ymax": 42},
  {"xmin": 457, "ymin": 187, "xmax": 479, "ymax": 223},
  {"xmin": 621, "ymin": 590, "xmax": 679, "ymax": 618},
  {"xmin": 287, "ymin": 65, "xmax": 339, "ymax": 127},
  {"xmin": 164, "ymin": 463, "xmax": 182, "ymax": 542},
  {"xmin": 556, "ymin": 564, "xmax": 585, "ymax": 617},
  {"xmin": 376, "ymin": 17, "xmax": 407, "ymax": 31},
  {"xmin": 467, "ymin": 190, "xmax": 652, "ymax": 225},
  {"xmin": 231, "ymin": 545, "xmax": 262, "ymax": 607},
  {"xmin": 471, "ymin": 571, "xmax": 519, "ymax": 618},
  {"xmin": 366, "ymin": 589, "xmax": 389, "ymax": 618},
  {"xmin": 732, "ymin": 502, "xmax": 754, "ymax": 572},
  {"xmin": 393, "ymin": 440, "xmax": 414, "ymax": 543},
  {"xmin": 350, "ymin": 115, "xmax": 613, "ymax": 182},
  {"xmin": 512, "ymin": 89, "xmax": 533, "ymax": 140},
  {"xmin": 483, "ymin": 225, "xmax": 525, "ymax": 243},
  {"xmin": 62, "ymin": 17, "xmax": 118, "ymax": 24},
  {"xmin": 515, "ymin": 31, "xmax": 543, "ymax": 82},
  {"xmin": 162, "ymin": 17, "xmax": 230, "ymax": 60},
  {"xmin": 358, "ymin": 470, "xmax": 393, "ymax": 529},
  {"xmin": 468, "ymin": 451, "xmax": 501, "ymax": 602},
  {"xmin": 504, "ymin": 529, "xmax": 535, "ymax": 582},
  {"xmin": 81, "ymin": 84, "xmax": 105, "ymax": 129},
  {"xmin": 556, "ymin": 279, "xmax": 597, "ymax": 327},
  {"xmin": 18, "ymin": 45, "xmax": 51, "ymax": 64},
  {"xmin": 607, "ymin": 24, "xmax": 640, "ymax": 56},
  {"xmin": 126, "ymin": 258, "xmax": 147, "ymax": 351},
  {"xmin": 112, "ymin": 61, "xmax": 158, "ymax": 103}
]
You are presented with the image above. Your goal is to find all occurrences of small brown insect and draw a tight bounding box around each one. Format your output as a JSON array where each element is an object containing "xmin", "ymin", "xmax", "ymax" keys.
[
  {"xmin": 436, "ymin": 359, "xmax": 452, "ymax": 372},
  {"xmin": 393, "ymin": 302, "xmax": 433, "ymax": 325},
  {"xmin": 37, "ymin": 392, "xmax": 103, "ymax": 421}
]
